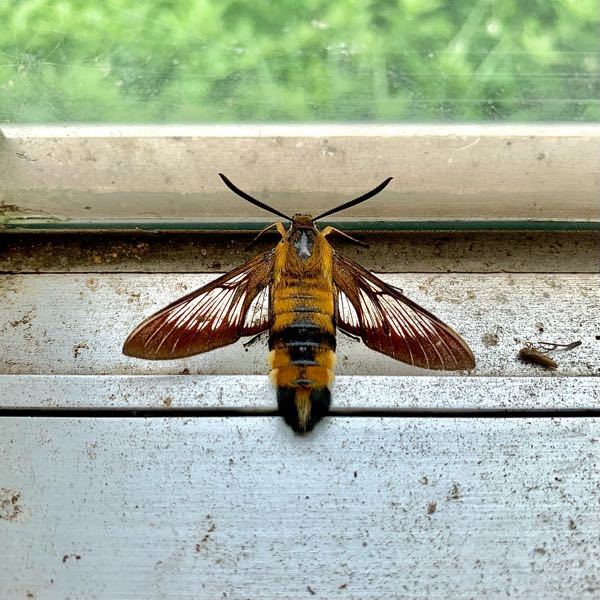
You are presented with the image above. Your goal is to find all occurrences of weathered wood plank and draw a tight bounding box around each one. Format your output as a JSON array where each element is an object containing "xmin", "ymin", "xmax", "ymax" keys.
[
  {"xmin": 1, "ymin": 231, "xmax": 598, "ymax": 274},
  {"xmin": 1, "ymin": 375, "xmax": 599, "ymax": 410},
  {"xmin": 1, "ymin": 273, "xmax": 597, "ymax": 376},
  {"xmin": 1, "ymin": 417, "xmax": 598, "ymax": 599}
]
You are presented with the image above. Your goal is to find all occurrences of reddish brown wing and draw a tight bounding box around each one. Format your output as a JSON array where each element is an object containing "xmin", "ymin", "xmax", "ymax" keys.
[
  {"xmin": 123, "ymin": 250, "xmax": 274, "ymax": 360},
  {"xmin": 332, "ymin": 251, "xmax": 475, "ymax": 370}
]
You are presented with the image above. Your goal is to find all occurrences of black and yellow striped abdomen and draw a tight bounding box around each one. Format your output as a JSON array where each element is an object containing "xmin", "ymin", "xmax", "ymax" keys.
[{"xmin": 269, "ymin": 276, "xmax": 336, "ymax": 433}]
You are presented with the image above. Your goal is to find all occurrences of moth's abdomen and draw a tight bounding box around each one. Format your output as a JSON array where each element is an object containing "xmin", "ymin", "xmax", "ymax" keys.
[{"xmin": 269, "ymin": 281, "xmax": 336, "ymax": 433}]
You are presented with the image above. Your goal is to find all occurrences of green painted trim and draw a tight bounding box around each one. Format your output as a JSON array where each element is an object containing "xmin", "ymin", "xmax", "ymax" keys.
[{"xmin": 3, "ymin": 219, "xmax": 600, "ymax": 232}]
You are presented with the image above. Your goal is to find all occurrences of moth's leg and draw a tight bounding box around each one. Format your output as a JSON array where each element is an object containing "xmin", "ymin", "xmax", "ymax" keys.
[
  {"xmin": 321, "ymin": 226, "xmax": 369, "ymax": 248},
  {"xmin": 246, "ymin": 222, "xmax": 286, "ymax": 249},
  {"xmin": 339, "ymin": 329, "xmax": 361, "ymax": 342},
  {"xmin": 243, "ymin": 331, "xmax": 268, "ymax": 350}
]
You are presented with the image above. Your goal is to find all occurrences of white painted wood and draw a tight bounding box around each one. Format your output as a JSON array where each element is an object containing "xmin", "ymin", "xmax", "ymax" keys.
[
  {"xmin": 1, "ymin": 273, "xmax": 597, "ymax": 376},
  {"xmin": 1, "ymin": 417, "xmax": 599, "ymax": 599},
  {"xmin": 2, "ymin": 124, "xmax": 599, "ymax": 228},
  {"xmin": 1, "ymin": 375, "xmax": 599, "ymax": 410}
]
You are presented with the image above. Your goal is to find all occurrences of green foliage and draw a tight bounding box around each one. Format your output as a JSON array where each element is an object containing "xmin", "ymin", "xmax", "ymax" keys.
[{"xmin": 0, "ymin": 0, "xmax": 598, "ymax": 122}]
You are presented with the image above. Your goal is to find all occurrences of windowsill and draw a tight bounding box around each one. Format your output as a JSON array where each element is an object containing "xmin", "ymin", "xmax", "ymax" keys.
[{"xmin": 1, "ymin": 123, "xmax": 599, "ymax": 231}]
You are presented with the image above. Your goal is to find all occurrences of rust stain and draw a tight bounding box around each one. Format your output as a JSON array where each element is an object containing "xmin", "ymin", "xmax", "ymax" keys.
[
  {"xmin": 0, "ymin": 489, "xmax": 22, "ymax": 521},
  {"xmin": 162, "ymin": 396, "xmax": 173, "ymax": 407}
]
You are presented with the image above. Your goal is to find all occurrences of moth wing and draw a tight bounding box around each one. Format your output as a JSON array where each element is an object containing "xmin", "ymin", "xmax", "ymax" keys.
[
  {"xmin": 123, "ymin": 250, "xmax": 274, "ymax": 359},
  {"xmin": 332, "ymin": 251, "xmax": 475, "ymax": 370}
]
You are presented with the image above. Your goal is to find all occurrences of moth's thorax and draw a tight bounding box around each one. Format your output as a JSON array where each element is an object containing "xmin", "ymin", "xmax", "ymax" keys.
[{"xmin": 276, "ymin": 219, "xmax": 332, "ymax": 275}]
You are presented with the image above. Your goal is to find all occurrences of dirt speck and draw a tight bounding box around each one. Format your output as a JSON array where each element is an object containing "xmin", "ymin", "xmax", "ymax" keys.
[
  {"xmin": 86, "ymin": 442, "xmax": 98, "ymax": 460},
  {"xmin": 353, "ymin": 471, "xmax": 358, "ymax": 478},
  {"xmin": 0, "ymin": 489, "xmax": 22, "ymax": 521},
  {"xmin": 73, "ymin": 342, "xmax": 89, "ymax": 359},
  {"xmin": 482, "ymin": 332, "xmax": 499, "ymax": 347},
  {"xmin": 162, "ymin": 397, "xmax": 173, "ymax": 408},
  {"xmin": 536, "ymin": 152, "xmax": 546, "ymax": 160},
  {"xmin": 338, "ymin": 583, "xmax": 348, "ymax": 590},
  {"xmin": 62, "ymin": 553, "xmax": 81, "ymax": 563},
  {"xmin": 448, "ymin": 483, "xmax": 461, "ymax": 500},
  {"xmin": 533, "ymin": 547, "xmax": 547, "ymax": 555},
  {"xmin": 568, "ymin": 518, "xmax": 577, "ymax": 530},
  {"xmin": 195, "ymin": 515, "xmax": 216, "ymax": 551},
  {"xmin": 536, "ymin": 322, "xmax": 545, "ymax": 333},
  {"xmin": 178, "ymin": 368, "xmax": 191, "ymax": 375},
  {"xmin": 307, "ymin": 585, "xmax": 316, "ymax": 595},
  {"xmin": 85, "ymin": 277, "xmax": 99, "ymax": 291},
  {"xmin": 419, "ymin": 476, "xmax": 429, "ymax": 485},
  {"xmin": 427, "ymin": 501, "xmax": 437, "ymax": 515},
  {"xmin": 9, "ymin": 309, "xmax": 34, "ymax": 328}
]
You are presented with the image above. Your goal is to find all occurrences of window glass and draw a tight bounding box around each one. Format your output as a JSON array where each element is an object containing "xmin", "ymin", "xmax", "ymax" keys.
[{"xmin": 1, "ymin": 0, "xmax": 598, "ymax": 123}]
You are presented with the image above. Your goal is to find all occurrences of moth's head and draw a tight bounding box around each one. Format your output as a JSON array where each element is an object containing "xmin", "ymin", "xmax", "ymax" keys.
[{"xmin": 291, "ymin": 214, "xmax": 316, "ymax": 228}]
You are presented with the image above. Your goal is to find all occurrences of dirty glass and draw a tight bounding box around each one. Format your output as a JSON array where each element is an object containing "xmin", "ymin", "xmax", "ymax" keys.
[{"xmin": 0, "ymin": 0, "xmax": 599, "ymax": 123}]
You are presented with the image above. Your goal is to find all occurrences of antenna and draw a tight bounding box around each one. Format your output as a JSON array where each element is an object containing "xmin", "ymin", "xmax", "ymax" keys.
[
  {"xmin": 312, "ymin": 177, "xmax": 393, "ymax": 222},
  {"xmin": 219, "ymin": 173, "xmax": 292, "ymax": 221}
]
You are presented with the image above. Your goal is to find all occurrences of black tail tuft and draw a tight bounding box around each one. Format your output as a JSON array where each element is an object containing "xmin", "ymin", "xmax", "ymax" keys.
[{"xmin": 277, "ymin": 387, "xmax": 331, "ymax": 433}]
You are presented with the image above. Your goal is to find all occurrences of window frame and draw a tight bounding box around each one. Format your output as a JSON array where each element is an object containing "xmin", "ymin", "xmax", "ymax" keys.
[{"xmin": 1, "ymin": 123, "xmax": 599, "ymax": 231}]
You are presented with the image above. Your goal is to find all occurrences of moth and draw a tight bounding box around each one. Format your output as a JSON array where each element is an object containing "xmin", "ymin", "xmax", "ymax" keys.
[{"xmin": 123, "ymin": 174, "xmax": 475, "ymax": 432}]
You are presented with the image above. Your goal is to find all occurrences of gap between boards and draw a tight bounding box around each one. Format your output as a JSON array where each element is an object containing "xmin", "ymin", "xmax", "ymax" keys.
[{"xmin": 1, "ymin": 407, "xmax": 600, "ymax": 418}]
